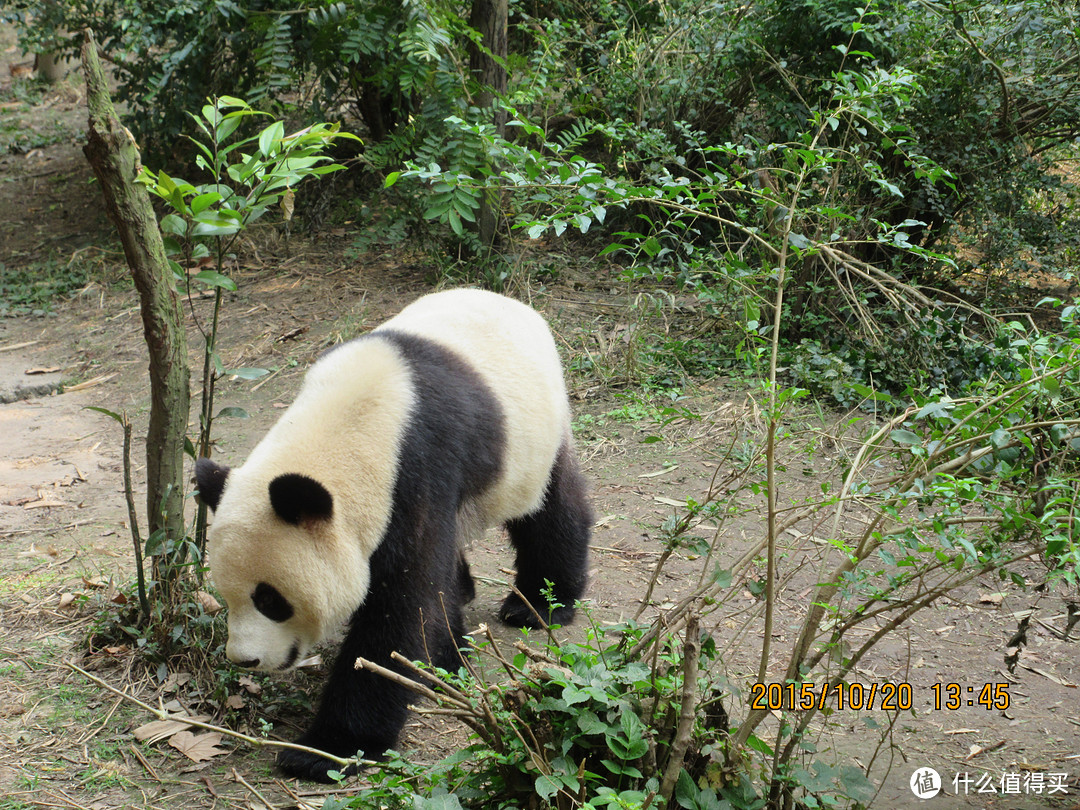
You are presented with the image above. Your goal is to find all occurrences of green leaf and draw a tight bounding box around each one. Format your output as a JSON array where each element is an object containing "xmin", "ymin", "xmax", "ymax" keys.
[
  {"xmin": 384, "ymin": 171, "xmax": 401, "ymax": 188},
  {"xmin": 675, "ymin": 769, "xmax": 699, "ymax": 809},
  {"xmin": 192, "ymin": 209, "xmax": 242, "ymax": 237},
  {"xmin": 226, "ymin": 367, "xmax": 271, "ymax": 380},
  {"xmin": 711, "ymin": 567, "xmax": 732, "ymax": 587},
  {"xmin": 84, "ymin": 406, "xmax": 124, "ymax": 424},
  {"xmin": 215, "ymin": 113, "xmax": 244, "ymax": 144},
  {"xmin": 1049, "ymin": 423, "xmax": 1070, "ymax": 447},
  {"xmin": 414, "ymin": 795, "xmax": 463, "ymax": 810},
  {"xmin": 535, "ymin": 774, "xmax": 560, "ymax": 801},
  {"xmin": 192, "ymin": 270, "xmax": 237, "ymax": 291},
  {"xmin": 447, "ymin": 207, "xmax": 464, "ymax": 237},
  {"xmin": 259, "ymin": 120, "xmax": 285, "ymax": 158},
  {"xmin": 217, "ymin": 95, "xmax": 251, "ymax": 110},
  {"xmin": 915, "ymin": 399, "xmax": 954, "ymax": 420},
  {"xmin": 620, "ymin": 710, "xmax": 644, "ymax": 739},
  {"xmin": 562, "ymin": 684, "xmax": 590, "ymax": 706},
  {"xmin": 190, "ymin": 191, "xmax": 223, "ymax": 216},
  {"xmin": 215, "ymin": 406, "xmax": 250, "ymax": 419},
  {"xmin": 159, "ymin": 214, "xmax": 187, "ymax": 236},
  {"xmin": 576, "ymin": 710, "xmax": 609, "ymax": 736},
  {"xmin": 787, "ymin": 231, "xmax": 811, "ymax": 249},
  {"xmin": 746, "ymin": 733, "xmax": 774, "ymax": 756},
  {"xmin": 598, "ymin": 242, "xmax": 629, "ymax": 256},
  {"xmin": 890, "ymin": 429, "xmax": 921, "ymax": 447}
]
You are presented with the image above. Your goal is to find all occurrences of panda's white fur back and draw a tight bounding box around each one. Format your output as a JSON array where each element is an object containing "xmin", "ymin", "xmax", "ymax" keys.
[
  {"xmin": 375, "ymin": 288, "xmax": 570, "ymax": 525},
  {"xmin": 205, "ymin": 288, "xmax": 570, "ymax": 660}
]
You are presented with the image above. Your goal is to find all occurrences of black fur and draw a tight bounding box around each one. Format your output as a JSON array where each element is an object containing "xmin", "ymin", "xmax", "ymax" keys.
[
  {"xmin": 269, "ymin": 473, "xmax": 334, "ymax": 526},
  {"xmin": 499, "ymin": 441, "xmax": 592, "ymax": 628},
  {"xmin": 277, "ymin": 331, "xmax": 512, "ymax": 781},
  {"xmin": 195, "ymin": 457, "xmax": 229, "ymax": 511},
  {"xmin": 252, "ymin": 582, "xmax": 294, "ymax": 623}
]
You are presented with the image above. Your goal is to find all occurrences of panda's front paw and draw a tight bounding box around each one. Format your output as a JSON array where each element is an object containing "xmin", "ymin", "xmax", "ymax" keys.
[
  {"xmin": 499, "ymin": 592, "xmax": 576, "ymax": 628},
  {"xmin": 277, "ymin": 745, "xmax": 358, "ymax": 783}
]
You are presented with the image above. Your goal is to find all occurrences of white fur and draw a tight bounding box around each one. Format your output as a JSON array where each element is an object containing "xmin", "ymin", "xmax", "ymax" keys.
[
  {"xmin": 376, "ymin": 288, "xmax": 570, "ymax": 525},
  {"xmin": 205, "ymin": 289, "xmax": 570, "ymax": 670}
]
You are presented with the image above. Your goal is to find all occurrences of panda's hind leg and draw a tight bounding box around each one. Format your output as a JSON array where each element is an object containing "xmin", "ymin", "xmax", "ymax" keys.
[{"xmin": 500, "ymin": 442, "xmax": 591, "ymax": 628}]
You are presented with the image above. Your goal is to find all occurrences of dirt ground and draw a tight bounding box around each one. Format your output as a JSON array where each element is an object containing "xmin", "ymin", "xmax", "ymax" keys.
[{"xmin": 1, "ymin": 29, "xmax": 1078, "ymax": 810}]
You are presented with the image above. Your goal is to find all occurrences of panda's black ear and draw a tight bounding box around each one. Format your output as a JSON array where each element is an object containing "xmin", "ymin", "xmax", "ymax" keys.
[
  {"xmin": 195, "ymin": 457, "xmax": 231, "ymax": 512},
  {"xmin": 268, "ymin": 474, "xmax": 334, "ymax": 527}
]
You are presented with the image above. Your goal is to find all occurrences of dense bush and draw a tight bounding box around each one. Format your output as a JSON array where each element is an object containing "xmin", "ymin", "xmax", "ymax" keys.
[{"xmin": 7, "ymin": 0, "xmax": 1076, "ymax": 306}]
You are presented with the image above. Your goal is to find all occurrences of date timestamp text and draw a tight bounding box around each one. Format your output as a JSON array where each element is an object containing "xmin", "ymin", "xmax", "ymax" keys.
[{"xmin": 750, "ymin": 681, "xmax": 1011, "ymax": 712}]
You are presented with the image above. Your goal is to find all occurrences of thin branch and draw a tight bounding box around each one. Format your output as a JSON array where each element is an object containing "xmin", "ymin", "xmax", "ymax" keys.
[
  {"xmin": 65, "ymin": 662, "xmax": 366, "ymax": 770},
  {"xmin": 658, "ymin": 615, "xmax": 701, "ymax": 803}
]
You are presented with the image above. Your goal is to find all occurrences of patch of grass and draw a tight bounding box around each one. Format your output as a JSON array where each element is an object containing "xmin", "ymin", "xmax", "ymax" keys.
[
  {"xmin": 0, "ymin": 660, "xmax": 27, "ymax": 681},
  {"xmin": 326, "ymin": 310, "xmax": 371, "ymax": 344},
  {"xmin": 0, "ymin": 255, "xmax": 91, "ymax": 315},
  {"xmin": 77, "ymin": 760, "xmax": 132, "ymax": 791},
  {"xmin": 45, "ymin": 683, "xmax": 101, "ymax": 727},
  {"xmin": 571, "ymin": 411, "xmax": 608, "ymax": 440},
  {"xmin": 0, "ymin": 567, "xmax": 69, "ymax": 596},
  {"xmin": 0, "ymin": 77, "xmax": 79, "ymax": 154}
]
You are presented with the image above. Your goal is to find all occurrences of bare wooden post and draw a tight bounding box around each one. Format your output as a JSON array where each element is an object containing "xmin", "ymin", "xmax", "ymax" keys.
[
  {"xmin": 468, "ymin": 0, "xmax": 508, "ymax": 252},
  {"xmin": 81, "ymin": 30, "xmax": 190, "ymax": 588}
]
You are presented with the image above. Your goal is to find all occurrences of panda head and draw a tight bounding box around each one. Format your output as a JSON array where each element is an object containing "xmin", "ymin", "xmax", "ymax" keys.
[{"xmin": 196, "ymin": 457, "xmax": 370, "ymax": 672}]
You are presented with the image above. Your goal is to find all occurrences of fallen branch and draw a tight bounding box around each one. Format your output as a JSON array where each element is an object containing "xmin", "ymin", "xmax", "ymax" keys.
[{"xmin": 65, "ymin": 661, "xmax": 366, "ymax": 772}]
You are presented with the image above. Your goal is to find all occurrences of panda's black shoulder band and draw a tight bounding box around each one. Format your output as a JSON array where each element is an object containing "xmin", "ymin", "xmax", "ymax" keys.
[{"xmin": 269, "ymin": 473, "xmax": 334, "ymax": 526}]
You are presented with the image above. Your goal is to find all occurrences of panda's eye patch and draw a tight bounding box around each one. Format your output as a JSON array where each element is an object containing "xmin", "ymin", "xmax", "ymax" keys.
[{"xmin": 252, "ymin": 582, "xmax": 294, "ymax": 623}]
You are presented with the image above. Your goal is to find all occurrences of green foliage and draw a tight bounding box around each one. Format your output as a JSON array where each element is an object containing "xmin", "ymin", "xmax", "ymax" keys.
[
  {"xmin": 325, "ymin": 609, "xmax": 889, "ymax": 809},
  {"xmin": 138, "ymin": 96, "xmax": 353, "ymax": 267},
  {"xmin": 137, "ymin": 95, "xmax": 355, "ymax": 539},
  {"xmin": 0, "ymin": 0, "xmax": 305, "ymax": 161},
  {"xmin": 0, "ymin": 255, "xmax": 90, "ymax": 315},
  {"xmin": 1, "ymin": 0, "xmax": 474, "ymax": 165},
  {"xmin": 333, "ymin": 620, "xmax": 719, "ymax": 809},
  {"xmin": 377, "ymin": 0, "xmax": 1079, "ymax": 393},
  {"xmin": 781, "ymin": 308, "xmax": 1014, "ymax": 410}
]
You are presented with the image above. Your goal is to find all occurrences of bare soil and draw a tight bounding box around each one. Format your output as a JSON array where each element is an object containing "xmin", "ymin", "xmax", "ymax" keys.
[{"xmin": 0, "ymin": 29, "xmax": 1077, "ymax": 810}]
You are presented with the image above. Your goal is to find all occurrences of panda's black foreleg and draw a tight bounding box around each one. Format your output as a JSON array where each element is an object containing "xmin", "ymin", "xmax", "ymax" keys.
[
  {"xmin": 500, "ymin": 442, "xmax": 591, "ymax": 628},
  {"xmin": 458, "ymin": 554, "xmax": 477, "ymax": 604},
  {"xmin": 277, "ymin": 544, "xmax": 470, "ymax": 783},
  {"xmin": 275, "ymin": 608, "xmax": 414, "ymax": 782}
]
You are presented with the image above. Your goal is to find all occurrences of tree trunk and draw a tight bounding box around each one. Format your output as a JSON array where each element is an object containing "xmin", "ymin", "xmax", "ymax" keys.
[
  {"xmin": 36, "ymin": 1, "xmax": 68, "ymax": 82},
  {"xmin": 468, "ymin": 0, "xmax": 508, "ymax": 252},
  {"xmin": 81, "ymin": 30, "xmax": 190, "ymax": 565}
]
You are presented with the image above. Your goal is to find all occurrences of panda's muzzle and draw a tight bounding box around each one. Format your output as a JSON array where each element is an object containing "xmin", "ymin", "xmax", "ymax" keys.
[{"xmin": 234, "ymin": 657, "xmax": 261, "ymax": 669}]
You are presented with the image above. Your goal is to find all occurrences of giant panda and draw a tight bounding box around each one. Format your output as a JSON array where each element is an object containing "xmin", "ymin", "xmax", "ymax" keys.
[{"xmin": 195, "ymin": 288, "xmax": 592, "ymax": 782}]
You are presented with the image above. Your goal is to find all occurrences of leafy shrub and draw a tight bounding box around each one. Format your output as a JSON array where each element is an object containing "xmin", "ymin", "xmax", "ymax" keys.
[
  {"xmin": 1, "ymin": 0, "xmax": 310, "ymax": 162},
  {"xmin": 781, "ymin": 308, "xmax": 1014, "ymax": 409}
]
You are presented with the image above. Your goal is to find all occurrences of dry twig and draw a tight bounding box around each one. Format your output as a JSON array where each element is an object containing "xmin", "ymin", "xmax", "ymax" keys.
[{"xmin": 65, "ymin": 661, "xmax": 366, "ymax": 772}]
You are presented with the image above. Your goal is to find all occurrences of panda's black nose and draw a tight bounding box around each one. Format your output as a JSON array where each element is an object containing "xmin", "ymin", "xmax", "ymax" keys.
[{"xmin": 234, "ymin": 657, "xmax": 260, "ymax": 669}]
